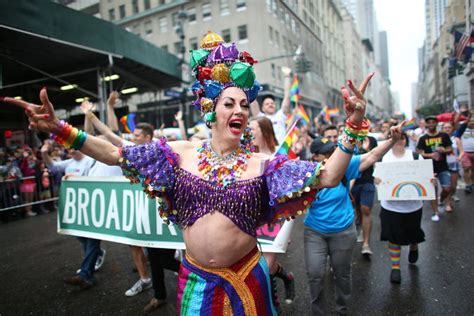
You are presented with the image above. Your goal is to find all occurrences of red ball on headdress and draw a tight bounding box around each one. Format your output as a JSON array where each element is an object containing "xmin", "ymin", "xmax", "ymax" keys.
[
  {"xmin": 239, "ymin": 51, "xmax": 258, "ymax": 65},
  {"xmin": 197, "ymin": 66, "xmax": 212, "ymax": 83}
]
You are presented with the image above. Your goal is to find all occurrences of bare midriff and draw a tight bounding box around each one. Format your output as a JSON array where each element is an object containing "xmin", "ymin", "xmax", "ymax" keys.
[{"xmin": 183, "ymin": 212, "xmax": 257, "ymax": 268}]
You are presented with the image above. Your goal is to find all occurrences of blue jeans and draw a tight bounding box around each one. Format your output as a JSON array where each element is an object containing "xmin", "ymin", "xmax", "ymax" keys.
[
  {"xmin": 304, "ymin": 224, "xmax": 357, "ymax": 316},
  {"xmin": 77, "ymin": 237, "xmax": 101, "ymax": 282}
]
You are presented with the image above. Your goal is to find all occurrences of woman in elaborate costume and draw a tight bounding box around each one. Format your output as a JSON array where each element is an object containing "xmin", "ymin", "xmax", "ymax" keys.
[{"xmin": 2, "ymin": 32, "xmax": 372, "ymax": 315}]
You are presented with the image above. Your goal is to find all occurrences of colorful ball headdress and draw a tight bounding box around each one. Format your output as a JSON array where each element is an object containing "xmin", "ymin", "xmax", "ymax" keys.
[{"xmin": 190, "ymin": 31, "xmax": 261, "ymax": 125}]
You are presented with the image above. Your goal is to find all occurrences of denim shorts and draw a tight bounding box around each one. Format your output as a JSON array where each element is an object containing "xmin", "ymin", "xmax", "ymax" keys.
[
  {"xmin": 437, "ymin": 170, "xmax": 451, "ymax": 188},
  {"xmin": 351, "ymin": 182, "xmax": 376, "ymax": 208}
]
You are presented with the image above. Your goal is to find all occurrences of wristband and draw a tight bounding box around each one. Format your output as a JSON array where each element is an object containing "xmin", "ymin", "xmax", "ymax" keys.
[{"xmin": 337, "ymin": 141, "xmax": 354, "ymax": 155}]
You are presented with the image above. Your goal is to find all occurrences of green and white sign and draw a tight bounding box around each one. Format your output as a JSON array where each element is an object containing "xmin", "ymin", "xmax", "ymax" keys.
[{"xmin": 58, "ymin": 177, "xmax": 293, "ymax": 253}]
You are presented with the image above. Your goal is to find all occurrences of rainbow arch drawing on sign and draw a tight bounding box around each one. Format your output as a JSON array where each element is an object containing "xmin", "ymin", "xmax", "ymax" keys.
[{"xmin": 391, "ymin": 182, "xmax": 428, "ymax": 197}]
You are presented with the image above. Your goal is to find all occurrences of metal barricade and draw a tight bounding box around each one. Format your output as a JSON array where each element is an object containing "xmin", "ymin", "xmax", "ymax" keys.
[{"xmin": 0, "ymin": 174, "xmax": 59, "ymax": 212}]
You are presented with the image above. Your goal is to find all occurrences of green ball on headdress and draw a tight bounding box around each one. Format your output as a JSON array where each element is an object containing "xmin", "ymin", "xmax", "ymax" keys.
[
  {"xmin": 190, "ymin": 49, "xmax": 210, "ymax": 70},
  {"xmin": 230, "ymin": 62, "xmax": 255, "ymax": 89}
]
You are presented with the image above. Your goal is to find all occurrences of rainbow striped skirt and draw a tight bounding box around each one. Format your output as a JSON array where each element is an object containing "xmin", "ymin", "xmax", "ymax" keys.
[{"xmin": 177, "ymin": 247, "xmax": 277, "ymax": 315}]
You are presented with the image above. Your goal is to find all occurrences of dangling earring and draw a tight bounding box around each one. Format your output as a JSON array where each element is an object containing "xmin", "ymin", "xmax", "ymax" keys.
[{"xmin": 241, "ymin": 127, "xmax": 256, "ymax": 152}]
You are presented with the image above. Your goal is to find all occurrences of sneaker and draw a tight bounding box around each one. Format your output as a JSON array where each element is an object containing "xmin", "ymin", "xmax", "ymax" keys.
[
  {"xmin": 125, "ymin": 278, "xmax": 152, "ymax": 297},
  {"xmin": 283, "ymin": 272, "xmax": 295, "ymax": 304},
  {"xmin": 26, "ymin": 211, "xmax": 37, "ymax": 217},
  {"xmin": 143, "ymin": 298, "xmax": 166, "ymax": 313},
  {"xmin": 94, "ymin": 248, "xmax": 106, "ymax": 271},
  {"xmin": 431, "ymin": 214, "xmax": 440, "ymax": 222},
  {"xmin": 356, "ymin": 230, "xmax": 363, "ymax": 243},
  {"xmin": 408, "ymin": 248, "xmax": 418, "ymax": 264},
  {"xmin": 390, "ymin": 269, "xmax": 401, "ymax": 284},
  {"xmin": 453, "ymin": 195, "xmax": 460, "ymax": 202},
  {"xmin": 361, "ymin": 245, "xmax": 373, "ymax": 260},
  {"xmin": 64, "ymin": 275, "xmax": 94, "ymax": 289},
  {"xmin": 465, "ymin": 184, "xmax": 472, "ymax": 193}
]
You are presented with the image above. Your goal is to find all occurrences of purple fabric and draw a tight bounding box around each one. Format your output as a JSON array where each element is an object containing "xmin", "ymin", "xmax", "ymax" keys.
[
  {"xmin": 207, "ymin": 42, "xmax": 239, "ymax": 64},
  {"xmin": 173, "ymin": 168, "xmax": 269, "ymax": 237},
  {"xmin": 264, "ymin": 156, "xmax": 322, "ymax": 222},
  {"xmin": 120, "ymin": 140, "xmax": 322, "ymax": 236}
]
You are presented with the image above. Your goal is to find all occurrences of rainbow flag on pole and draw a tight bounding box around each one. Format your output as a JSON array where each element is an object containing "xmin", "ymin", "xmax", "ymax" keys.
[
  {"xmin": 276, "ymin": 121, "xmax": 299, "ymax": 159},
  {"xmin": 120, "ymin": 113, "xmax": 136, "ymax": 133},
  {"xmin": 295, "ymin": 104, "xmax": 310, "ymax": 125},
  {"xmin": 290, "ymin": 74, "xmax": 300, "ymax": 103},
  {"xmin": 321, "ymin": 106, "xmax": 339, "ymax": 123}
]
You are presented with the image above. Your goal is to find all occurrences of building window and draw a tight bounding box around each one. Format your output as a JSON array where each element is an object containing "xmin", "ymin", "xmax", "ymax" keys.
[
  {"xmin": 174, "ymin": 42, "xmax": 181, "ymax": 54},
  {"xmin": 275, "ymin": 30, "xmax": 280, "ymax": 46},
  {"xmin": 159, "ymin": 0, "xmax": 165, "ymax": 4},
  {"xmin": 238, "ymin": 25, "xmax": 248, "ymax": 41},
  {"xmin": 119, "ymin": 5, "xmax": 126, "ymax": 19},
  {"xmin": 222, "ymin": 28, "xmax": 231, "ymax": 42},
  {"xmin": 282, "ymin": 35, "xmax": 287, "ymax": 51},
  {"xmin": 220, "ymin": 0, "xmax": 230, "ymax": 15},
  {"xmin": 269, "ymin": 26, "xmax": 274, "ymax": 43},
  {"xmin": 159, "ymin": 16, "xmax": 167, "ymax": 33},
  {"xmin": 132, "ymin": 0, "xmax": 139, "ymax": 14},
  {"xmin": 144, "ymin": 0, "xmax": 151, "ymax": 10},
  {"xmin": 271, "ymin": 63, "xmax": 276, "ymax": 78},
  {"xmin": 171, "ymin": 12, "xmax": 179, "ymax": 27},
  {"xmin": 188, "ymin": 7, "xmax": 196, "ymax": 22},
  {"xmin": 189, "ymin": 37, "xmax": 198, "ymax": 50},
  {"xmin": 108, "ymin": 8, "xmax": 115, "ymax": 20},
  {"xmin": 202, "ymin": 2, "xmax": 212, "ymax": 20},
  {"xmin": 236, "ymin": 0, "xmax": 246, "ymax": 11},
  {"xmin": 161, "ymin": 45, "xmax": 168, "ymax": 52},
  {"xmin": 145, "ymin": 21, "xmax": 152, "ymax": 35}
]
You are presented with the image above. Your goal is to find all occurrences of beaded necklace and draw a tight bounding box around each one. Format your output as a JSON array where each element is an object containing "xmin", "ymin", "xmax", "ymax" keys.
[{"xmin": 197, "ymin": 140, "xmax": 252, "ymax": 187}]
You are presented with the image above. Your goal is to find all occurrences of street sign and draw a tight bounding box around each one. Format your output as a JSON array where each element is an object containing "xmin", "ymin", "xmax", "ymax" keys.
[{"xmin": 164, "ymin": 89, "xmax": 182, "ymax": 98}]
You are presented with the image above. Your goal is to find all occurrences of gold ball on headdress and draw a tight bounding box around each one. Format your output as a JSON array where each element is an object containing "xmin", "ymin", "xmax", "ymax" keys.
[
  {"xmin": 200, "ymin": 31, "xmax": 224, "ymax": 50},
  {"xmin": 200, "ymin": 98, "xmax": 214, "ymax": 113},
  {"xmin": 211, "ymin": 64, "xmax": 230, "ymax": 83}
]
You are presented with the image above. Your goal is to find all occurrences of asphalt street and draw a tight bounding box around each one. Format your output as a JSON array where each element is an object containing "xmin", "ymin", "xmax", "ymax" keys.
[{"xmin": 1, "ymin": 189, "xmax": 473, "ymax": 316}]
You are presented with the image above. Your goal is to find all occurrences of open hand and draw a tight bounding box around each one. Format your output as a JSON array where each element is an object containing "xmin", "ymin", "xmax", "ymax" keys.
[
  {"xmin": 340, "ymin": 73, "xmax": 374, "ymax": 125},
  {"xmin": 107, "ymin": 91, "xmax": 120, "ymax": 107},
  {"xmin": 1, "ymin": 88, "xmax": 60, "ymax": 134},
  {"xmin": 80, "ymin": 100, "xmax": 95, "ymax": 114}
]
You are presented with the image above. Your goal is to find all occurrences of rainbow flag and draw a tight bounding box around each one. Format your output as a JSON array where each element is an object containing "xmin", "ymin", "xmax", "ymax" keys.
[
  {"xmin": 401, "ymin": 118, "xmax": 416, "ymax": 131},
  {"xmin": 120, "ymin": 113, "xmax": 136, "ymax": 133},
  {"xmin": 290, "ymin": 74, "xmax": 300, "ymax": 103},
  {"xmin": 276, "ymin": 121, "xmax": 299, "ymax": 159},
  {"xmin": 320, "ymin": 105, "xmax": 339, "ymax": 122},
  {"xmin": 295, "ymin": 104, "xmax": 310, "ymax": 125}
]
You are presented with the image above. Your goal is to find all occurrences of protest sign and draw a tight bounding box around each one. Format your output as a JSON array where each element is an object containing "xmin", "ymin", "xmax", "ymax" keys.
[
  {"xmin": 374, "ymin": 160, "xmax": 435, "ymax": 201},
  {"xmin": 58, "ymin": 177, "xmax": 294, "ymax": 252}
]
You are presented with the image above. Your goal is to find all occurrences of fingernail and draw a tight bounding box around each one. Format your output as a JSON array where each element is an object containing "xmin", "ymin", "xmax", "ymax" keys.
[
  {"xmin": 44, "ymin": 114, "xmax": 50, "ymax": 119},
  {"xmin": 41, "ymin": 86, "xmax": 47, "ymax": 90},
  {"xmin": 341, "ymin": 86, "xmax": 346, "ymax": 89},
  {"xmin": 347, "ymin": 80, "xmax": 353, "ymax": 86},
  {"xmin": 0, "ymin": 96, "xmax": 5, "ymax": 102}
]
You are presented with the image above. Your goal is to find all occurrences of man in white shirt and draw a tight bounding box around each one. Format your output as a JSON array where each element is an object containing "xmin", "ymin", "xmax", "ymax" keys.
[{"xmin": 251, "ymin": 68, "xmax": 292, "ymax": 145}]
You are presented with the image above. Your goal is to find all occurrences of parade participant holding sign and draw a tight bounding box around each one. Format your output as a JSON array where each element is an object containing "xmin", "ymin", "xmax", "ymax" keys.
[
  {"xmin": 374, "ymin": 133, "xmax": 430, "ymax": 284},
  {"xmin": 305, "ymin": 118, "xmax": 403, "ymax": 316},
  {"xmin": 2, "ymin": 31, "xmax": 371, "ymax": 315}
]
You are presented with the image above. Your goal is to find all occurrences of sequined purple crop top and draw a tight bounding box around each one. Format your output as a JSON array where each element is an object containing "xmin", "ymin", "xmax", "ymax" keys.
[{"xmin": 119, "ymin": 138, "xmax": 322, "ymax": 237}]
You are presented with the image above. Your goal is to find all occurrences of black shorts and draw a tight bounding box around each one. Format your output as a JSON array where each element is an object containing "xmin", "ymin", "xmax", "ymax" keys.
[{"xmin": 380, "ymin": 207, "xmax": 425, "ymax": 245}]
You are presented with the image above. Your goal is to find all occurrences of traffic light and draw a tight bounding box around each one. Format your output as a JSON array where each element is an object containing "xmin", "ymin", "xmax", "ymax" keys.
[
  {"xmin": 448, "ymin": 65, "xmax": 455, "ymax": 78},
  {"xmin": 295, "ymin": 58, "xmax": 312, "ymax": 74}
]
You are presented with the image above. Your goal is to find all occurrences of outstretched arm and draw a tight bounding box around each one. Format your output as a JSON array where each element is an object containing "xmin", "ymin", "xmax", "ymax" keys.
[
  {"xmin": 106, "ymin": 91, "xmax": 120, "ymax": 132},
  {"xmin": 317, "ymin": 73, "xmax": 375, "ymax": 188},
  {"xmin": 2, "ymin": 88, "xmax": 121, "ymax": 166},
  {"xmin": 280, "ymin": 67, "xmax": 292, "ymax": 115},
  {"xmin": 87, "ymin": 112, "xmax": 124, "ymax": 147},
  {"xmin": 80, "ymin": 100, "xmax": 95, "ymax": 135},
  {"xmin": 359, "ymin": 122, "xmax": 404, "ymax": 172}
]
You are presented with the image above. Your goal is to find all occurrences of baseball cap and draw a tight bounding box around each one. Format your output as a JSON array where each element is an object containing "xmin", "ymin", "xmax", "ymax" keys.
[
  {"xmin": 310, "ymin": 137, "xmax": 336, "ymax": 155},
  {"xmin": 424, "ymin": 115, "xmax": 438, "ymax": 122}
]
